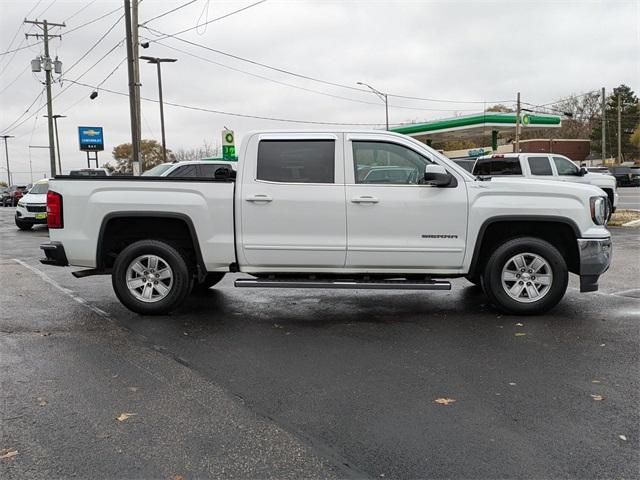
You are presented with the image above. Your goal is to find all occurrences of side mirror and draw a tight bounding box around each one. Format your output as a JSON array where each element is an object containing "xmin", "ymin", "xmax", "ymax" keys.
[
  {"xmin": 424, "ymin": 164, "xmax": 451, "ymax": 187},
  {"xmin": 578, "ymin": 167, "xmax": 587, "ymax": 176}
]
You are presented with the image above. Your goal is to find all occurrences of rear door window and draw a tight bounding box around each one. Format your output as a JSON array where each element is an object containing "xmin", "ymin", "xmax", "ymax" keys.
[
  {"xmin": 257, "ymin": 140, "xmax": 335, "ymax": 183},
  {"xmin": 473, "ymin": 157, "xmax": 522, "ymax": 175},
  {"xmin": 170, "ymin": 165, "xmax": 198, "ymax": 177},
  {"xmin": 528, "ymin": 156, "xmax": 553, "ymax": 175},
  {"xmin": 199, "ymin": 164, "xmax": 232, "ymax": 178}
]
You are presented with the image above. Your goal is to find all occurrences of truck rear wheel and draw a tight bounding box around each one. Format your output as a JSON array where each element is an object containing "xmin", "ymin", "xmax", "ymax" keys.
[
  {"xmin": 482, "ymin": 237, "xmax": 568, "ymax": 315},
  {"xmin": 112, "ymin": 240, "xmax": 192, "ymax": 315}
]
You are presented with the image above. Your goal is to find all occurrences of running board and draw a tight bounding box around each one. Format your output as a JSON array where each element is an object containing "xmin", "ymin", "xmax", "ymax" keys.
[{"xmin": 234, "ymin": 278, "xmax": 451, "ymax": 290}]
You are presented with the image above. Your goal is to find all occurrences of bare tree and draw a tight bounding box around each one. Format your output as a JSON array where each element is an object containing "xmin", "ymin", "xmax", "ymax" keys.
[{"xmin": 173, "ymin": 140, "xmax": 221, "ymax": 162}]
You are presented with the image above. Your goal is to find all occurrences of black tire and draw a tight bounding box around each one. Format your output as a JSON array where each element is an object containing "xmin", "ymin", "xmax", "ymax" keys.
[
  {"xmin": 191, "ymin": 272, "xmax": 225, "ymax": 293},
  {"xmin": 15, "ymin": 218, "xmax": 33, "ymax": 230},
  {"xmin": 112, "ymin": 240, "xmax": 192, "ymax": 315},
  {"xmin": 482, "ymin": 237, "xmax": 568, "ymax": 315}
]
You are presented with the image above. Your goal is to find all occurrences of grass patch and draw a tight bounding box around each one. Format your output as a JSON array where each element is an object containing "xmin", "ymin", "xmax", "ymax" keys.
[{"xmin": 609, "ymin": 209, "xmax": 640, "ymax": 227}]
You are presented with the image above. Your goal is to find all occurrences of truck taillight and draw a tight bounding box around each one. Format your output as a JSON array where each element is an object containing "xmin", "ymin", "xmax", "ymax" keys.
[{"xmin": 47, "ymin": 190, "xmax": 63, "ymax": 229}]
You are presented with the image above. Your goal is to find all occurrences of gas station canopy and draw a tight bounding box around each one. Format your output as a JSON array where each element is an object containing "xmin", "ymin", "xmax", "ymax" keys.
[{"xmin": 391, "ymin": 112, "xmax": 562, "ymax": 153}]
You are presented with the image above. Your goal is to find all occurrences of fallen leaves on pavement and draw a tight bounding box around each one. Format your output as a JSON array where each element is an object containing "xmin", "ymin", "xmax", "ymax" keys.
[
  {"xmin": 37, "ymin": 397, "xmax": 47, "ymax": 406},
  {"xmin": 116, "ymin": 412, "xmax": 137, "ymax": 422},
  {"xmin": 0, "ymin": 448, "xmax": 18, "ymax": 460},
  {"xmin": 590, "ymin": 394, "xmax": 604, "ymax": 401},
  {"xmin": 514, "ymin": 333, "xmax": 527, "ymax": 337},
  {"xmin": 433, "ymin": 398, "xmax": 456, "ymax": 405},
  {"xmin": 619, "ymin": 435, "xmax": 627, "ymax": 441}
]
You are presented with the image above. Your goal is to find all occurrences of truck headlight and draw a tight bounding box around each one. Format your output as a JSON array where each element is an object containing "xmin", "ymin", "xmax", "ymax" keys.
[{"xmin": 590, "ymin": 196, "xmax": 607, "ymax": 225}]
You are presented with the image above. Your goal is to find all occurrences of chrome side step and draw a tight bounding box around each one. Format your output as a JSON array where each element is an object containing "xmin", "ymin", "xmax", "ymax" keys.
[{"xmin": 234, "ymin": 278, "xmax": 451, "ymax": 290}]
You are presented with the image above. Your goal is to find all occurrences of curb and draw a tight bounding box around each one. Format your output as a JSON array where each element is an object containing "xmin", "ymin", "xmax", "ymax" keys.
[{"xmin": 622, "ymin": 218, "xmax": 640, "ymax": 227}]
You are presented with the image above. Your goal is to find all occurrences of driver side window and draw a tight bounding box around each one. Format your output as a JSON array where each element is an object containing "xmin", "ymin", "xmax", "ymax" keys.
[
  {"xmin": 552, "ymin": 156, "xmax": 579, "ymax": 176},
  {"xmin": 352, "ymin": 141, "xmax": 432, "ymax": 184}
]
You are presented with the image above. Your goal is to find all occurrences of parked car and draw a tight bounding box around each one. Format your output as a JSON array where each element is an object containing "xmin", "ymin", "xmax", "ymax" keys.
[
  {"xmin": 609, "ymin": 166, "xmax": 640, "ymax": 187},
  {"xmin": 15, "ymin": 179, "xmax": 49, "ymax": 230},
  {"xmin": 142, "ymin": 160, "xmax": 237, "ymax": 178},
  {"xmin": 1, "ymin": 185, "xmax": 28, "ymax": 207},
  {"xmin": 68, "ymin": 168, "xmax": 110, "ymax": 177},
  {"xmin": 42, "ymin": 130, "xmax": 611, "ymax": 317},
  {"xmin": 473, "ymin": 153, "xmax": 619, "ymax": 212}
]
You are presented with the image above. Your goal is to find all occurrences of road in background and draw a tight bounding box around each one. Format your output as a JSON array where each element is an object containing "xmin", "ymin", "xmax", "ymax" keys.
[
  {"xmin": 1, "ymin": 207, "xmax": 638, "ymax": 479},
  {"xmin": 618, "ymin": 186, "xmax": 640, "ymax": 209}
]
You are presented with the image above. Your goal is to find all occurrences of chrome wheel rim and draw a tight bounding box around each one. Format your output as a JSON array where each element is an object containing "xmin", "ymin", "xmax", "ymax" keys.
[
  {"xmin": 501, "ymin": 252, "xmax": 553, "ymax": 303},
  {"xmin": 126, "ymin": 254, "xmax": 173, "ymax": 303}
]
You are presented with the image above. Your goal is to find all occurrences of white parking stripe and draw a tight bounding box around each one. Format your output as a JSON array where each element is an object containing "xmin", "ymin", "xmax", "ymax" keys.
[{"xmin": 12, "ymin": 258, "xmax": 112, "ymax": 319}]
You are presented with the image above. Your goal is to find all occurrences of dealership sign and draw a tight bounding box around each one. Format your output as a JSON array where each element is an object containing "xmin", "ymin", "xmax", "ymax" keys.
[{"xmin": 78, "ymin": 126, "xmax": 104, "ymax": 152}]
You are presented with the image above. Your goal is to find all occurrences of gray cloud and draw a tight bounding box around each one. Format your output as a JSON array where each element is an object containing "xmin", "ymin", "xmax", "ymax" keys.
[{"xmin": 1, "ymin": 0, "xmax": 638, "ymax": 183}]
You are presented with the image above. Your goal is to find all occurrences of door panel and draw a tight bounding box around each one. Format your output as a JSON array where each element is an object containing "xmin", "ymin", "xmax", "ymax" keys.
[
  {"xmin": 239, "ymin": 136, "xmax": 347, "ymax": 268},
  {"xmin": 346, "ymin": 138, "xmax": 468, "ymax": 269}
]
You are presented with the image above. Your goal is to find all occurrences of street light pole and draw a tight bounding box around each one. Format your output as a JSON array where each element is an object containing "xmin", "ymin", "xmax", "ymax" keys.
[
  {"xmin": 140, "ymin": 56, "xmax": 177, "ymax": 163},
  {"xmin": 1, "ymin": 135, "xmax": 14, "ymax": 185},
  {"xmin": 357, "ymin": 81, "xmax": 389, "ymax": 130},
  {"xmin": 44, "ymin": 114, "xmax": 66, "ymax": 174}
]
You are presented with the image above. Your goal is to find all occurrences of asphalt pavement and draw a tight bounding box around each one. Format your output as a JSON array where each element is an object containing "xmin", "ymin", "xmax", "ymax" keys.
[{"xmin": 1, "ymin": 207, "xmax": 639, "ymax": 479}]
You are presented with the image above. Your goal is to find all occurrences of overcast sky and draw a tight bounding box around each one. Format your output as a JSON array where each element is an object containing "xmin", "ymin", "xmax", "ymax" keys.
[{"xmin": 0, "ymin": 0, "xmax": 638, "ymax": 183}]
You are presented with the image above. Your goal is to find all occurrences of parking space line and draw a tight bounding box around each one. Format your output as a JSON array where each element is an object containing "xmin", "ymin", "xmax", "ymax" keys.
[{"xmin": 12, "ymin": 258, "xmax": 112, "ymax": 319}]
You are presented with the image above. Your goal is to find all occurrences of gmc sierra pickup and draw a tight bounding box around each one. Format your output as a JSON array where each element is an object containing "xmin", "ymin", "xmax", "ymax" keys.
[{"xmin": 40, "ymin": 130, "xmax": 612, "ymax": 316}]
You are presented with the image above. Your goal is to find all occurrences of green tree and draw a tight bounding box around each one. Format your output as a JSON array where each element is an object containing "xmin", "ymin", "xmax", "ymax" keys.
[
  {"xmin": 108, "ymin": 139, "xmax": 173, "ymax": 173},
  {"xmin": 590, "ymin": 84, "xmax": 640, "ymax": 161},
  {"xmin": 0, "ymin": 180, "xmax": 8, "ymax": 188},
  {"xmin": 485, "ymin": 104, "xmax": 514, "ymax": 113}
]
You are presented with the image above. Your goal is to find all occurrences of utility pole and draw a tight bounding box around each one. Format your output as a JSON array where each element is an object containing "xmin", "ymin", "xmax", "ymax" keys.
[
  {"xmin": 43, "ymin": 114, "xmax": 66, "ymax": 173},
  {"xmin": 617, "ymin": 93, "xmax": 622, "ymax": 164},
  {"xmin": 601, "ymin": 87, "xmax": 606, "ymax": 163},
  {"xmin": 357, "ymin": 81, "xmax": 389, "ymax": 130},
  {"xmin": 141, "ymin": 56, "xmax": 177, "ymax": 163},
  {"xmin": 1, "ymin": 135, "xmax": 14, "ymax": 185},
  {"xmin": 124, "ymin": 0, "xmax": 141, "ymax": 173},
  {"xmin": 132, "ymin": 0, "xmax": 142, "ymax": 166},
  {"xmin": 515, "ymin": 92, "xmax": 521, "ymax": 153},
  {"xmin": 25, "ymin": 19, "xmax": 65, "ymax": 177}
]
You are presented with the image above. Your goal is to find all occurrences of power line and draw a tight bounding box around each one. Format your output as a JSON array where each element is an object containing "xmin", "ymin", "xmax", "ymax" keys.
[
  {"xmin": 0, "ymin": 42, "xmax": 41, "ymax": 56},
  {"xmin": 141, "ymin": 0, "xmax": 200, "ymax": 25},
  {"xmin": 0, "ymin": 63, "xmax": 31, "ymax": 95},
  {"xmin": 64, "ymin": 6, "xmax": 122, "ymax": 35},
  {"xmin": 61, "ymin": 16, "xmax": 125, "ymax": 77},
  {"xmin": 64, "ymin": 0, "xmax": 100, "ymax": 22},
  {"xmin": 0, "ymin": 88, "xmax": 45, "ymax": 134},
  {"xmin": 144, "ymin": 25, "xmax": 509, "ymax": 105},
  {"xmin": 153, "ymin": 40, "xmax": 480, "ymax": 113},
  {"xmin": 150, "ymin": 0, "xmax": 267, "ymax": 38},
  {"xmin": 65, "ymin": 79, "xmax": 403, "ymax": 126}
]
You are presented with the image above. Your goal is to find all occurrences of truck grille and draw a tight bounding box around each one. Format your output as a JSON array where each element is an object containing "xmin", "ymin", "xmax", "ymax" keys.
[{"xmin": 26, "ymin": 205, "xmax": 46, "ymax": 213}]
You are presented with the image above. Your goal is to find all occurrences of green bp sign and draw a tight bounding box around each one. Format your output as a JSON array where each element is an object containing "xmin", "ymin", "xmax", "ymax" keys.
[{"xmin": 222, "ymin": 129, "xmax": 235, "ymax": 160}]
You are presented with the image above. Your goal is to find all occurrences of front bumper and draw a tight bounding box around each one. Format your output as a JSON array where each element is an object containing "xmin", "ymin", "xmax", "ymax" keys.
[
  {"xmin": 16, "ymin": 206, "xmax": 47, "ymax": 224},
  {"xmin": 578, "ymin": 237, "xmax": 612, "ymax": 292},
  {"xmin": 40, "ymin": 242, "xmax": 69, "ymax": 266}
]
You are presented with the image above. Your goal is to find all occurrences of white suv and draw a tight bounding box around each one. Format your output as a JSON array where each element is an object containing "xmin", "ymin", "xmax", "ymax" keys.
[
  {"xmin": 15, "ymin": 179, "xmax": 49, "ymax": 230},
  {"xmin": 142, "ymin": 160, "xmax": 236, "ymax": 177}
]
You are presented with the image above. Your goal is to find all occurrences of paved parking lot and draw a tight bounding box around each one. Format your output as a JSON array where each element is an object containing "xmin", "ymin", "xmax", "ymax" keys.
[{"xmin": 1, "ymin": 207, "xmax": 639, "ymax": 479}]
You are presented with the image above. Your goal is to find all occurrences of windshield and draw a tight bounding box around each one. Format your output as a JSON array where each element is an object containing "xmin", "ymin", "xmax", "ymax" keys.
[
  {"xmin": 142, "ymin": 164, "xmax": 174, "ymax": 176},
  {"xmin": 28, "ymin": 182, "xmax": 48, "ymax": 194}
]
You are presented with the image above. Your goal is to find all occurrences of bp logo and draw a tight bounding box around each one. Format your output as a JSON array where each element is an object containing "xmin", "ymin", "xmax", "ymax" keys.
[
  {"xmin": 224, "ymin": 132, "xmax": 234, "ymax": 145},
  {"xmin": 522, "ymin": 114, "xmax": 530, "ymax": 125}
]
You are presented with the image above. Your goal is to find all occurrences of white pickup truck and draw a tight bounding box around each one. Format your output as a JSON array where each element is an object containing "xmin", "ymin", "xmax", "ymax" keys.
[
  {"xmin": 473, "ymin": 153, "xmax": 619, "ymax": 212},
  {"xmin": 40, "ymin": 130, "xmax": 612, "ymax": 316}
]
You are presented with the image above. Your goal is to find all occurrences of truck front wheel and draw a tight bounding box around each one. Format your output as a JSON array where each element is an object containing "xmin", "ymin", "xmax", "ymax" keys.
[
  {"xmin": 112, "ymin": 240, "xmax": 192, "ymax": 315},
  {"xmin": 482, "ymin": 237, "xmax": 568, "ymax": 315}
]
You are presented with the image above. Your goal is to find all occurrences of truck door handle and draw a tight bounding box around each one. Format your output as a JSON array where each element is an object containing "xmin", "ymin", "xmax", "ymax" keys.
[
  {"xmin": 351, "ymin": 195, "xmax": 379, "ymax": 204},
  {"xmin": 245, "ymin": 194, "xmax": 273, "ymax": 202}
]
